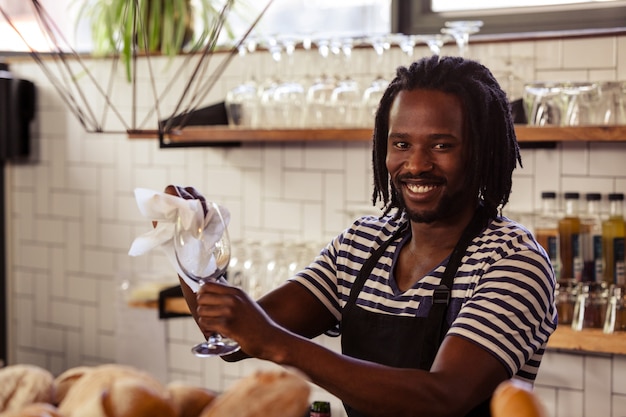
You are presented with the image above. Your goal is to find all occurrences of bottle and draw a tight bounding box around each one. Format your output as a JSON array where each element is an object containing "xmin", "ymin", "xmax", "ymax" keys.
[
  {"xmin": 602, "ymin": 193, "xmax": 625, "ymax": 286},
  {"xmin": 581, "ymin": 192, "xmax": 603, "ymax": 282},
  {"xmin": 310, "ymin": 401, "xmax": 331, "ymax": 417},
  {"xmin": 559, "ymin": 192, "xmax": 583, "ymax": 281},
  {"xmin": 534, "ymin": 191, "xmax": 561, "ymax": 279}
]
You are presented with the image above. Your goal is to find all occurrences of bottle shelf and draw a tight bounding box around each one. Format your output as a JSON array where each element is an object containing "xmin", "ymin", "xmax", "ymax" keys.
[
  {"xmin": 127, "ymin": 125, "xmax": 626, "ymax": 145},
  {"xmin": 547, "ymin": 326, "xmax": 626, "ymax": 355}
]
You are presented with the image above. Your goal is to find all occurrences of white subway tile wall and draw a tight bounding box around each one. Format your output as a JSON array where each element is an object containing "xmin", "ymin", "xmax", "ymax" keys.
[{"xmin": 5, "ymin": 33, "xmax": 626, "ymax": 417}]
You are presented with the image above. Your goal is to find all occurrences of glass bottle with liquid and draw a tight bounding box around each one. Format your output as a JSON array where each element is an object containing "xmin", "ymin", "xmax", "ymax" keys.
[
  {"xmin": 310, "ymin": 401, "xmax": 331, "ymax": 417},
  {"xmin": 581, "ymin": 192, "xmax": 603, "ymax": 282},
  {"xmin": 602, "ymin": 193, "xmax": 625, "ymax": 286},
  {"xmin": 535, "ymin": 191, "xmax": 561, "ymax": 279},
  {"xmin": 559, "ymin": 192, "xmax": 583, "ymax": 281}
]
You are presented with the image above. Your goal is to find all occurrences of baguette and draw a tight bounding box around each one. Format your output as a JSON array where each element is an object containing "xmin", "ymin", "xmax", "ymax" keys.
[
  {"xmin": 490, "ymin": 379, "xmax": 547, "ymax": 417},
  {"xmin": 200, "ymin": 370, "xmax": 310, "ymax": 417},
  {"xmin": 52, "ymin": 366, "xmax": 93, "ymax": 406},
  {"xmin": 0, "ymin": 365, "xmax": 55, "ymax": 413}
]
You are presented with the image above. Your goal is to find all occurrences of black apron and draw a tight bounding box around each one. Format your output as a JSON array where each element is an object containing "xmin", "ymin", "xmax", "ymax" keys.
[{"xmin": 341, "ymin": 207, "xmax": 491, "ymax": 417}]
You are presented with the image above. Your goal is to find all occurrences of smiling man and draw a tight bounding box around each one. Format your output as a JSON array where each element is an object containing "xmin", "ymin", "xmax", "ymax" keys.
[{"xmin": 175, "ymin": 55, "xmax": 557, "ymax": 417}]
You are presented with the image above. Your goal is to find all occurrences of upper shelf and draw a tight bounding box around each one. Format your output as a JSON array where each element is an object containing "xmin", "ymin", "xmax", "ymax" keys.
[{"xmin": 127, "ymin": 125, "xmax": 626, "ymax": 145}]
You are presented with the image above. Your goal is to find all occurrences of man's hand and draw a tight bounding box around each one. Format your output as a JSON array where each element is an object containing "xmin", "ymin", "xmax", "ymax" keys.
[{"xmin": 152, "ymin": 185, "xmax": 207, "ymax": 228}]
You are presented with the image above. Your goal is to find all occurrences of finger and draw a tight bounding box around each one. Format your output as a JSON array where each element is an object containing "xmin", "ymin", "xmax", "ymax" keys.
[{"xmin": 184, "ymin": 186, "xmax": 208, "ymax": 215}]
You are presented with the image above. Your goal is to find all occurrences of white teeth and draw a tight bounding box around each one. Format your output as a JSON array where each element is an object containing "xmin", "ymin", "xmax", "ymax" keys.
[{"xmin": 406, "ymin": 184, "xmax": 436, "ymax": 193}]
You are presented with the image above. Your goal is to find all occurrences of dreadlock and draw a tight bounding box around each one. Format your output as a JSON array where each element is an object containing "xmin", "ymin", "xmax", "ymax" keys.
[{"xmin": 371, "ymin": 55, "xmax": 521, "ymax": 219}]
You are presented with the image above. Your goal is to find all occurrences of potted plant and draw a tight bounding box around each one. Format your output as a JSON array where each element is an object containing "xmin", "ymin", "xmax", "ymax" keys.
[{"xmin": 74, "ymin": 0, "xmax": 240, "ymax": 80}]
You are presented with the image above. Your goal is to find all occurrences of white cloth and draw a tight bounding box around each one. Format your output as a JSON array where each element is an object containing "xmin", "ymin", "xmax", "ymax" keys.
[{"xmin": 128, "ymin": 188, "xmax": 230, "ymax": 292}]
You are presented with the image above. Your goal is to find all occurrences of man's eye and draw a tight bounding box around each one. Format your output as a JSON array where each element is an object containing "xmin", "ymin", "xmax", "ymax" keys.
[
  {"xmin": 393, "ymin": 141, "xmax": 409, "ymax": 149},
  {"xmin": 434, "ymin": 143, "xmax": 452, "ymax": 150}
]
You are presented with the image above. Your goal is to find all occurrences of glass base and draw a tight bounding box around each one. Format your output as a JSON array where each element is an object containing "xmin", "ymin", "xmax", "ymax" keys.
[{"xmin": 191, "ymin": 336, "xmax": 240, "ymax": 357}]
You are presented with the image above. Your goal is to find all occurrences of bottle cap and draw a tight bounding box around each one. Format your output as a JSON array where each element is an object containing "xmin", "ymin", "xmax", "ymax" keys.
[
  {"xmin": 585, "ymin": 193, "xmax": 601, "ymax": 201},
  {"xmin": 564, "ymin": 192, "xmax": 580, "ymax": 200},
  {"xmin": 608, "ymin": 193, "xmax": 624, "ymax": 201},
  {"xmin": 541, "ymin": 191, "xmax": 556, "ymax": 199}
]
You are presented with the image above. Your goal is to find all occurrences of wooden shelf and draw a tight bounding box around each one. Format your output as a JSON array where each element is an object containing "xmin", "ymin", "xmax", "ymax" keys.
[
  {"xmin": 127, "ymin": 125, "xmax": 626, "ymax": 145},
  {"xmin": 547, "ymin": 326, "xmax": 626, "ymax": 356}
]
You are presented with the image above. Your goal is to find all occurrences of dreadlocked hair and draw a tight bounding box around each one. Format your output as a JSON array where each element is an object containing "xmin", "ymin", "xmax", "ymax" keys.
[{"xmin": 371, "ymin": 55, "xmax": 521, "ymax": 219}]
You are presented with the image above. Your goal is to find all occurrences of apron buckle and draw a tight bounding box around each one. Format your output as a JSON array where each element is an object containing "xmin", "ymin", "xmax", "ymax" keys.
[{"xmin": 433, "ymin": 285, "xmax": 450, "ymax": 305}]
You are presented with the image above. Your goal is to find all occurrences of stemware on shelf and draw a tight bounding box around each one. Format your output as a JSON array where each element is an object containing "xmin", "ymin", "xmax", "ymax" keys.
[
  {"xmin": 361, "ymin": 34, "xmax": 392, "ymax": 127},
  {"xmin": 173, "ymin": 201, "xmax": 240, "ymax": 357},
  {"xmin": 440, "ymin": 20, "xmax": 483, "ymax": 58},
  {"xmin": 225, "ymin": 37, "xmax": 260, "ymax": 128},
  {"xmin": 414, "ymin": 33, "xmax": 453, "ymax": 56},
  {"xmin": 270, "ymin": 34, "xmax": 307, "ymax": 128},
  {"xmin": 306, "ymin": 35, "xmax": 340, "ymax": 128},
  {"xmin": 256, "ymin": 35, "xmax": 283, "ymax": 127},
  {"xmin": 329, "ymin": 37, "xmax": 362, "ymax": 127}
]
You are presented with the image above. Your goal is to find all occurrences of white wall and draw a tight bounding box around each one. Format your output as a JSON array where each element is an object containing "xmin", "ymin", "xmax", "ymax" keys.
[{"xmin": 4, "ymin": 32, "xmax": 626, "ymax": 417}]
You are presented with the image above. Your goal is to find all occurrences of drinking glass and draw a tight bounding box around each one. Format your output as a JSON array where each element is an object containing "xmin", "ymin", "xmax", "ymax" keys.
[
  {"xmin": 329, "ymin": 37, "xmax": 362, "ymax": 127},
  {"xmin": 173, "ymin": 201, "xmax": 240, "ymax": 357},
  {"xmin": 361, "ymin": 34, "xmax": 391, "ymax": 127},
  {"xmin": 271, "ymin": 34, "xmax": 306, "ymax": 128},
  {"xmin": 572, "ymin": 281, "xmax": 609, "ymax": 331},
  {"xmin": 225, "ymin": 38, "xmax": 259, "ymax": 127},
  {"xmin": 523, "ymin": 82, "xmax": 562, "ymax": 126},
  {"xmin": 306, "ymin": 36, "xmax": 338, "ymax": 127},
  {"xmin": 414, "ymin": 34, "xmax": 453, "ymax": 56},
  {"xmin": 604, "ymin": 285, "xmax": 626, "ymax": 333},
  {"xmin": 441, "ymin": 20, "xmax": 483, "ymax": 58},
  {"xmin": 560, "ymin": 82, "xmax": 601, "ymax": 126}
]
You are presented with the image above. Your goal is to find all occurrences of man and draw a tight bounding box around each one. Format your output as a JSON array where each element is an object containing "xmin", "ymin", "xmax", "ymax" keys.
[{"xmin": 173, "ymin": 55, "xmax": 557, "ymax": 417}]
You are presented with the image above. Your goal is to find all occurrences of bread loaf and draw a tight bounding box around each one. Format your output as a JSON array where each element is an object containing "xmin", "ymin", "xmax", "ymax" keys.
[
  {"xmin": 52, "ymin": 366, "xmax": 93, "ymax": 405},
  {"xmin": 167, "ymin": 381, "xmax": 217, "ymax": 417},
  {"xmin": 200, "ymin": 370, "xmax": 310, "ymax": 417},
  {"xmin": 0, "ymin": 365, "xmax": 54, "ymax": 413},
  {"xmin": 490, "ymin": 379, "xmax": 547, "ymax": 417},
  {"xmin": 58, "ymin": 364, "xmax": 175, "ymax": 417},
  {"xmin": 0, "ymin": 402, "xmax": 63, "ymax": 417}
]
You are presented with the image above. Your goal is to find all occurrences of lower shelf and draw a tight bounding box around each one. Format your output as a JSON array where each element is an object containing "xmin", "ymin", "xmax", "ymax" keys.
[{"xmin": 127, "ymin": 125, "xmax": 626, "ymax": 145}]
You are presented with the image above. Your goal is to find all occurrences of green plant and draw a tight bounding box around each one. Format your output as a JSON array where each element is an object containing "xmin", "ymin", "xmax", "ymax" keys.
[{"xmin": 74, "ymin": 0, "xmax": 239, "ymax": 80}]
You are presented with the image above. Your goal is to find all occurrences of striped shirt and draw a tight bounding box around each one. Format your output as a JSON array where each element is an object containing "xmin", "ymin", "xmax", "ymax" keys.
[{"xmin": 290, "ymin": 212, "xmax": 557, "ymax": 382}]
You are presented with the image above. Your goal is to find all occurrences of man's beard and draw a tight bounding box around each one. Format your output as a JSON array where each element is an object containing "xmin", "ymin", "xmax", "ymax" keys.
[{"xmin": 393, "ymin": 184, "xmax": 469, "ymax": 224}]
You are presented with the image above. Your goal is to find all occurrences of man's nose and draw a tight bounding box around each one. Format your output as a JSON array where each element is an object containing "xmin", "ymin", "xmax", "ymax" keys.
[{"xmin": 405, "ymin": 148, "xmax": 433, "ymax": 172}]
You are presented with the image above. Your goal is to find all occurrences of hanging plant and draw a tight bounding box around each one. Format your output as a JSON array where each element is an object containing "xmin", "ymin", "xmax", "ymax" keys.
[{"xmin": 74, "ymin": 0, "xmax": 240, "ymax": 80}]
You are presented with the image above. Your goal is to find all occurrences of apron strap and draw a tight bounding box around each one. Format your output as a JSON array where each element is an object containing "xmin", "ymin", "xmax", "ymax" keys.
[
  {"xmin": 345, "ymin": 222, "xmax": 409, "ymax": 308},
  {"xmin": 429, "ymin": 205, "xmax": 489, "ymax": 346}
]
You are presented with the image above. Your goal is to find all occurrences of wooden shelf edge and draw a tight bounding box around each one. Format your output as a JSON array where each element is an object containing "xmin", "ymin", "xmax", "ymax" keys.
[
  {"xmin": 547, "ymin": 326, "xmax": 626, "ymax": 355},
  {"xmin": 127, "ymin": 125, "xmax": 626, "ymax": 144}
]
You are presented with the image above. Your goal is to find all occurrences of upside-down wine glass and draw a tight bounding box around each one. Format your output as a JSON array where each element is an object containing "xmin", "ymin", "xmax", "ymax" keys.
[
  {"xmin": 173, "ymin": 201, "xmax": 240, "ymax": 357},
  {"xmin": 329, "ymin": 37, "xmax": 362, "ymax": 127},
  {"xmin": 361, "ymin": 34, "xmax": 391, "ymax": 127},
  {"xmin": 440, "ymin": 20, "xmax": 483, "ymax": 58},
  {"xmin": 414, "ymin": 34, "xmax": 453, "ymax": 56}
]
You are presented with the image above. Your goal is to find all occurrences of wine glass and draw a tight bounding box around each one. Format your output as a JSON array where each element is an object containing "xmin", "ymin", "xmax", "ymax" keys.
[
  {"xmin": 329, "ymin": 37, "xmax": 362, "ymax": 127},
  {"xmin": 414, "ymin": 34, "xmax": 453, "ymax": 56},
  {"xmin": 306, "ymin": 35, "xmax": 339, "ymax": 127},
  {"xmin": 272, "ymin": 34, "xmax": 306, "ymax": 128},
  {"xmin": 361, "ymin": 34, "xmax": 391, "ymax": 127},
  {"xmin": 440, "ymin": 20, "xmax": 483, "ymax": 58},
  {"xmin": 225, "ymin": 38, "xmax": 260, "ymax": 127},
  {"xmin": 173, "ymin": 201, "xmax": 240, "ymax": 357}
]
